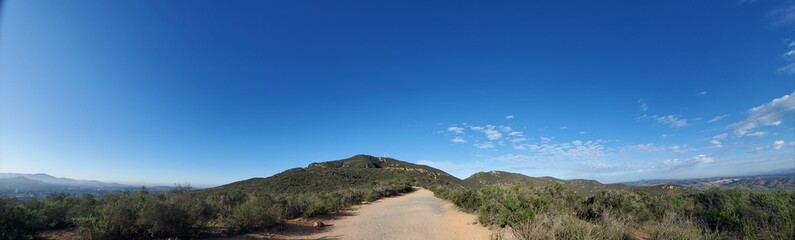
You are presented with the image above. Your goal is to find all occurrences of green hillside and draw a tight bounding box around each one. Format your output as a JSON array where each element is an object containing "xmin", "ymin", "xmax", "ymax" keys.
[{"xmin": 202, "ymin": 154, "xmax": 462, "ymax": 195}]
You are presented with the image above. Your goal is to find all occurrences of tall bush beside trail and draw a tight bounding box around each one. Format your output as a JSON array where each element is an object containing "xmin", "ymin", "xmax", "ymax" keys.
[
  {"xmin": 477, "ymin": 186, "xmax": 510, "ymax": 227},
  {"xmin": 580, "ymin": 190, "xmax": 649, "ymax": 223},
  {"xmin": 74, "ymin": 215, "xmax": 109, "ymax": 240},
  {"xmin": 207, "ymin": 190, "xmax": 247, "ymax": 222},
  {"xmin": 644, "ymin": 213, "xmax": 720, "ymax": 240},
  {"xmin": 137, "ymin": 191, "xmax": 211, "ymax": 238},
  {"xmin": 450, "ymin": 188, "xmax": 480, "ymax": 212},
  {"xmin": 100, "ymin": 192, "xmax": 146, "ymax": 237},
  {"xmin": 0, "ymin": 197, "xmax": 40, "ymax": 240},
  {"xmin": 304, "ymin": 194, "xmax": 332, "ymax": 217},
  {"xmin": 511, "ymin": 214, "xmax": 597, "ymax": 240},
  {"xmin": 31, "ymin": 193, "xmax": 75, "ymax": 229},
  {"xmin": 695, "ymin": 189, "xmax": 795, "ymax": 239},
  {"xmin": 231, "ymin": 193, "xmax": 283, "ymax": 232}
]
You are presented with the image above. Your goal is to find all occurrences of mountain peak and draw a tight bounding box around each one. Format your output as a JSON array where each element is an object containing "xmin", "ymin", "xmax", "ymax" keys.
[{"xmin": 205, "ymin": 155, "xmax": 463, "ymax": 195}]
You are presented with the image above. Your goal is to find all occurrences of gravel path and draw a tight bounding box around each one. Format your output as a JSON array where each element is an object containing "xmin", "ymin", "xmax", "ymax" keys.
[{"xmin": 276, "ymin": 188, "xmax": 491, "ymax": 240}]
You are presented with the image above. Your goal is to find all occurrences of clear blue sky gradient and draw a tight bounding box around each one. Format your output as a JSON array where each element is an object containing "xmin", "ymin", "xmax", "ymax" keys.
[{"xmin": 1, "ymin": 0, "xmax": 793, "ymax": 186}]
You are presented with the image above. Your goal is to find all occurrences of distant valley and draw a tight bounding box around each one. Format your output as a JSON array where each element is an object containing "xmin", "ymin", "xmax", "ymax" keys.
[
  {"xmin": 624, "ymin": 169, "xmax": 795, "ymax": 191},
  {"xmin": 0, "ymin": 173, "xmax": 173, "ymax": 198}
]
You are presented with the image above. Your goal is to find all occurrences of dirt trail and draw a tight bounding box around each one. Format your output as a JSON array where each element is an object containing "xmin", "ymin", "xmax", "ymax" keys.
[{"xmin": 270, "ymin": 188, "xmax": 491, "ymax": 240}]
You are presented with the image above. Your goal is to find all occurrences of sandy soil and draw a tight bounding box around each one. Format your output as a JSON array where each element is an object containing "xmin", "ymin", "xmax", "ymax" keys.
[{"xmin": 247, "ymin": 188, "xmax": 493, "ymax": 240}]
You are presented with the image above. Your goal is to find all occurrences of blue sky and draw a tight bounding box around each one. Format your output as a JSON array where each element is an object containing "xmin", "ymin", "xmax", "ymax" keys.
[{"xmin": 1, "ymin": 0, "xmax": 793, "ymax": 186}]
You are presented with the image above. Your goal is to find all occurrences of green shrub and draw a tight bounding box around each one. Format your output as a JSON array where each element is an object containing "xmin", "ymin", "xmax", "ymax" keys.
[
  {"xmin": 581, "ymin": 190, "xmax": 648, "ymax": 222},
  {"xmin": 231, "ymin": 194, "xmax": 282, "ymax": 232},
  {"xmin": 450, "ymin": 188, "xmax": 480, "ymax": 212},
  {"xmin": 644, "ymin": 213, "xmax": 718, "ymax": 240},
  {"xmin": 137, "ymin": 192, "xmax": 209, "ymax": 238},
  {"xmin": 0, "ymin": 198, "xmax": 40, "ymax": 240},
  {"xmin": 511, "ymin": 214, "xmax": 596, "ymax": 240},
  {"xmin": 100, "ymin": 192, "xmax": 145, "ymax": 237},
  {"xmin": 74, "ymin": 216, "xmax": 109, "ymax": 240}
]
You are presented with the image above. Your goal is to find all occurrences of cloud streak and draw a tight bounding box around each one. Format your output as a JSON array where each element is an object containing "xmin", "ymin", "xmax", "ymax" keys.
[
  {"xmin": 656, "ymin": 115, "xmax": 688, "ymax": 128},
  {"xmin": 730, "ymin": 91, "xmax": 795, "ymax": 136},
  {"xmin": 447, "ymin": 126, "xmax": 465, "ymax": 134},
  {"xmin": 474, "ymin": 142, "xmax": 495, "ymax": 149},
  {"xmin": 708, "ymin": 114, "xmax": 729, "ymax": 123}
]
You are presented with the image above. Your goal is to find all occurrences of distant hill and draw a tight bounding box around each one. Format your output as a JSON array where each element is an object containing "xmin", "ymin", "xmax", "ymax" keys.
[
  {"xmin": 202, "ymin": 154, "xmax": 463, "ymax": 195},
  {"xmin": 626, "ymin": 171, "xmax": 795, "ymax": 191},
  {"xmin": 464, "ymin": 171, "xmax": 691, "ymax": 195},
  {"xmin": 0, "ymin": 173, "xmax": 126, "ymax": 188},
  {"xmin": 464, "ymin": 171, "xmax": 625, "ymax": 195},
  {"xmin": 0, "ymin": 173, "xmax": 172, "ymax": 198},
  {"xmin": 0, "ymin": 176, "xmax": 51, "ymax": 190}
]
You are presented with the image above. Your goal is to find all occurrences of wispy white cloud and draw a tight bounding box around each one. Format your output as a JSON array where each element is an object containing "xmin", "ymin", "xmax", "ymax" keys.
[
  {"xmin": 780, "ymin": 40, "xmax": 795, "ymax": 74},
  {"xmin": 662, "ymin": 158, "xmax": 682, "ymax": 168},
  {"xmin": 745, "ymin": 131, "xmax": 768, "ymax": 137},
  {"xmin": 518, "ymin": 139, "xmax": 605, "ymax": 161},
  {"xmin": 505, "ymin": 115, "xmax": 514, "ymax": 120},
  {"xmin": 711, "ymin": 133, "xmax": 728, "ymax": 148},
  {"xmin": 708, "ymin": 114, "xmax": 729, "ymax": 123},
  {"xmin": 768, "ymin": 2, "xmax": 795, "ymax": 26},
  {"xmin": 559, "ymin": 126, "xmax": 568, "ymax": 130},
  {"xmin": 622, "ymin": 143, "xmax": 663, "ymax": 152},
  {"xmin": 691, "ymin": 154, "xmax": 715, "ymax": 165},
  {"xmin": 773, "ymin": 140, "xmax": 785, "ymax": 150},
  {"xmin": 485, "ymin": 128, "xmax": 502, "ymax": 140},
  {"xmin": 699, "ymin": 91, "xmax": 707, "ymax": 95},
  {"xmin": 491, "ymin": 154, "xmax": 531, "ymax": 163},
  {"xmin": 579, "ymin": 131, "xmax": 587, "ymax": 135},
  {"xmin": 663, "ymin": 154, "xmax": 714, "ymax": 169},
  {"xmin": 451, "ymin": 136, "xmax": 466, "ymax": 143},
  {"xmin": 621, "ymin": 143, "xmax": 693, "ymax": 153},
  {"xmin": 779, "ymin": 63, "xmax": 795, "ymax": 74},
  {"xmin": 508, "ymin": 131, "xmax": 523, "ymax": 137},
  {"xmin": 638, "ymin": 99, "xmax": 649, "ymax": 112},
  {"xmin": 710, "ymin": 139, "xmax": 723, "ymax": 148},
  {"xmin": 781, "ymin": 40, "xmax": 795, "ymax": 74},
  {"xmin": 474, "ymin": 142, "xmax": 495, "ymax": 149},
  {"xmin": 499, "ymin": 126, "xmax": 513, "ymax": 133},
  {"xmin": 730, "ymin": 91, "xmax": 795, "ymax": 136},
  {"xmin": 466, "ymin": 124, "xmax": 505, "ymax": 140},
  {"xmin": 447, "ymin": 126, "xmax": 465, "ymax": 134},
  {"xmin": 510, "ymin": 137, "xmax": 527, "ymax": 143},
  {"xmin": 656, "ymin": 115, "xmax": 688, "ymax": 128}
]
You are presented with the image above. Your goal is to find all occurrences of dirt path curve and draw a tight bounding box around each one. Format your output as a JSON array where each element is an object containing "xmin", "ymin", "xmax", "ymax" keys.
[{"xmin": 274, "ymin": 188, "xmax": 491, "ymax": 240}]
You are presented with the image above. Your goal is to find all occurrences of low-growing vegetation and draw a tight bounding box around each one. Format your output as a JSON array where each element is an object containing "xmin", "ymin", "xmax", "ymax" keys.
[
  {"xmin": 0, "ymin": 180, "xmax": 413, "ymax": 239},
  {"xmin": 3, "ymin": 155, "xmax": 792, "ymax": 239},
  {"xmin": 433, "ymin": 184, "xmax": 795, "ymax": 240}
]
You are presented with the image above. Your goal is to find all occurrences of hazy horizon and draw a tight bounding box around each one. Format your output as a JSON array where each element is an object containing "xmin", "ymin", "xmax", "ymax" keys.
[{"xmin": 1, "ymin": 0, "xmax": 794, "ymax": 186}]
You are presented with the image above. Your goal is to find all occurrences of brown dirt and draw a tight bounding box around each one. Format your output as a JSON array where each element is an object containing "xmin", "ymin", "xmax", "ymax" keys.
[{"xmin": 226, "ymin": 188, "xmax": 492, "ymax": 240}]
